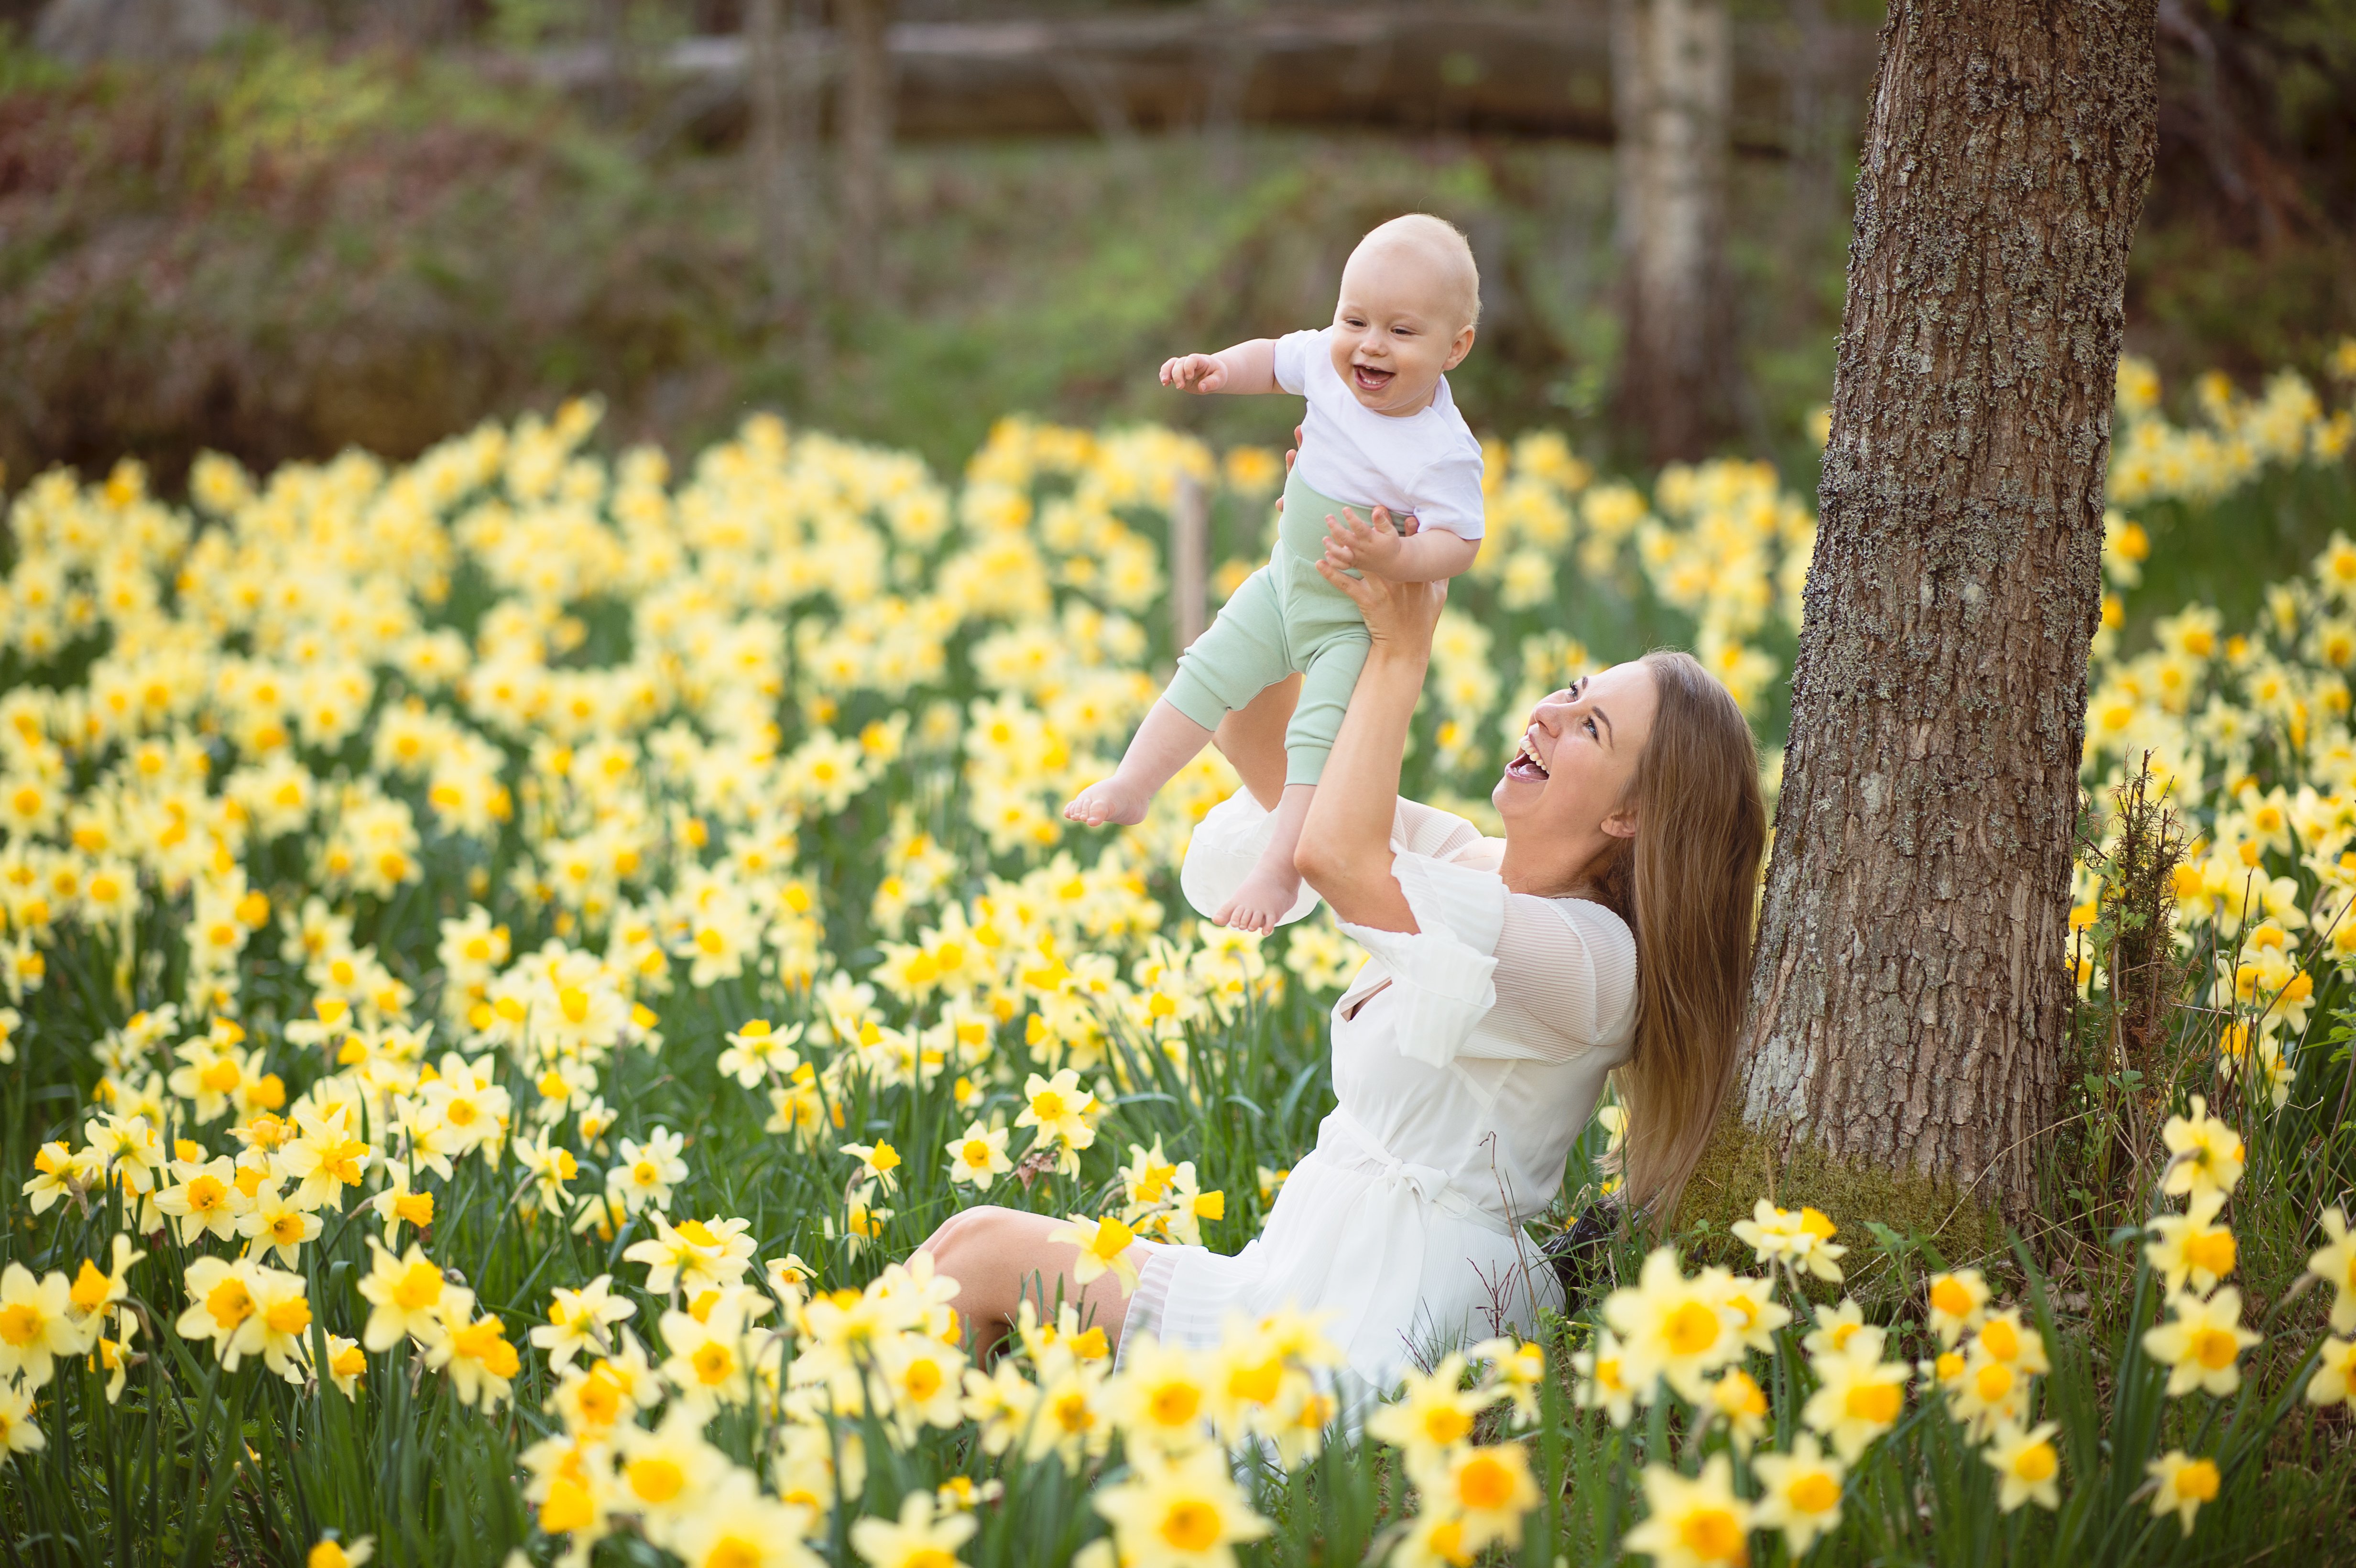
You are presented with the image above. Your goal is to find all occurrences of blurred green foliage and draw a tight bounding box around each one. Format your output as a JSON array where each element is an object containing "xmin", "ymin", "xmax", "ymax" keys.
[
  {"xmin": 0, "ymin": 11, "xmax": 2349, "ymax": 588},
  {"xmin": 0, "ymin": 22, "xmax": 1822, "ymax": 488}
]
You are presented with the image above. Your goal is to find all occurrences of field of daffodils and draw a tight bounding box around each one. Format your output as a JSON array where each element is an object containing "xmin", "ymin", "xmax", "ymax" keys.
[{"xmin": 1, "ymin": 347, "xmax": 2355, "ymax": 1566}]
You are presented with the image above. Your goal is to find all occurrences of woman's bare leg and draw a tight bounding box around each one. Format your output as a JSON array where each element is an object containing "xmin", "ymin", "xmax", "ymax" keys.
[{"xmin": 918, "ymin": 1207, "xmax": 1137, "ymax": 1358}]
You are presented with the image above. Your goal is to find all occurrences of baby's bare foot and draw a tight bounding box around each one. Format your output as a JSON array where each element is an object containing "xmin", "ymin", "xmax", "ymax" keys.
[
  {"xmin": 1064, "ymin": 776, "xmax": 1151, "ymax": 827},
  {"xmin": 1214, "ymin": 860, "xmax": 1303, "ymax": 936}
]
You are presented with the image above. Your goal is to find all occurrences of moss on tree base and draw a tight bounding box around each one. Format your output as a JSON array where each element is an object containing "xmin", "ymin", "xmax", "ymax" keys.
[{"xmin": 1674, "ymin": 1111, "xmax": 2008, "ymax": 1302}]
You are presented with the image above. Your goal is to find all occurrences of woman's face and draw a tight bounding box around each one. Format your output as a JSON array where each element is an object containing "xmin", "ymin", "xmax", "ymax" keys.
[{"xmin": 1492, "ymin": 662, "xmax": 1659, "ymax": 860}]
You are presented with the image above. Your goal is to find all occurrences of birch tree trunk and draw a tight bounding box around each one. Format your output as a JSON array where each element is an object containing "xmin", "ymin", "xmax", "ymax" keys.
[
  {"xmin": 1723, "ymin": 0, "xmax": 2158, "ymax": 1226},
  {"xmin": 836, "ymin": 0, "xmax": 895, "ymax": 300},
  {"xmin": 1612, "ymin": 0, "xmax": 1733, "ymax": 464}
]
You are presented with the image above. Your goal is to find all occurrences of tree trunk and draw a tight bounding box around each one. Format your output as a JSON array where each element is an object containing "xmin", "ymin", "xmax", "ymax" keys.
[
  {"xmin": 1613, "ymin": 0, "xmax": 1735, "ymax": 464},
  {"xmin": 594, "ymin": 0, "xmax": 630, "ymax": 124},
  {"xmin": 748, "ymin": 0, "xmax": 792, "ymax": 308},
  {"xmin": 1729, "ymin": 0, "xmax": 2157, "ymax": 1224},
  {"xmin": 835, "ymin": 0, "xmax": 895, "ymax": 300}
]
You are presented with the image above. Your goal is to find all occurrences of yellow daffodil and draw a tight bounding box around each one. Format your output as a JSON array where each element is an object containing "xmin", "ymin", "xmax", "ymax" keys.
[
  {"xmin": 2307, "ymin": 1205, "xmax": 2356, "ymax": 1333},
  {"xmin": 2146, "ymin": 1450, "xmax": 2221, "ymax": 1536},
  {"xmin": 1801, "ymin": 1337, "xmax": 1909, "ymax": 1461},
  {"xmin": 356, "ymin": 1241, "xmax": 455, "ymax": 1351},
  {"xmin": 1108, "ymin": 1334, "xmax": 1214, "ymax": 1457},
  {"xmin": 1924, "ymin": 1268, "xmax": 1991, "ymax": 1347},
  {"xmin": 0, "ymin": 1263, "xmax": 86, "ymax": 1389},
  {"xmin": 1601, "ymin": 1247, "xmax": 1745, "ymax": 1402},
  {"xmin": 1984, "ymin": 1419, "xmax": 2063, "ymax": 1512},
  {"xmin": 1366, "ymin": 1353, "xmax": 1491, "ymax": 1461},
  {"xmin": 943, "ymin": 1120, "xmax": 1013, "ymax": 1190},
  {"xmin": 2142, "ymin": 1286, "xmax": 2261, "ymax": 1397},
  {"xmin": 1571, "ymin": 1328, "xmax": 1637, "ymax": 1428},
  {"xmin": 529, "ymin": 1275, "xmax": 637, "ymax": 1372},
  {"xmin": 1046, "ymin": 1213, "xmax": 1140, "ymax": 1295},
  {"xmin": 1411, "ymin": 1439, "xmax": 1541, "ymax": 1553},
  {"xmin": 2305, "ymin": 1337, "xmax": 2356, "ymax": 1408},
  {"xmin": 849, "ymin": 1490, "xmax": 975, "ymax": 1568},
  {"xmin": 1622, "ymin": 1453, "xmax": 1753, "ymax": 1568},
  {"xmin": 305, "ymin": 1536, "xmax": 372, "ymax": 1568},
  {"xmin": 1754, "ymin": 1434, "xmax": 1846, "ymax": 1555},
  {"xmin": 2160, "ymin": 1096, "xmax": 2246, "ymax": 1201},
  {"xmin": 1091, "ymin": 1446, "xmax": 1272, "ymax": 1567}
]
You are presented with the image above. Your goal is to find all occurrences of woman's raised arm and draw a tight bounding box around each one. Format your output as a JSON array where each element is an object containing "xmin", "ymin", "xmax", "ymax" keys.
[{"xmin": 1291, "ymin": 547, "xmax": 1447, "ymax": 933}]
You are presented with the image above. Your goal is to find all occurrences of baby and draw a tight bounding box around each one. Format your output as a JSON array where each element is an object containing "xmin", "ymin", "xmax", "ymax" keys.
[{"xmin": 1064, "ymin": 213, "xmax": 1485, "ymax": 933}]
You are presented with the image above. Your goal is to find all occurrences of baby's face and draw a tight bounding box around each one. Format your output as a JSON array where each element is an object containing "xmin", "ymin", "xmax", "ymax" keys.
[{"xmin": 1327, "ymin": 244, "xmax": 1476, "ymax": 417}]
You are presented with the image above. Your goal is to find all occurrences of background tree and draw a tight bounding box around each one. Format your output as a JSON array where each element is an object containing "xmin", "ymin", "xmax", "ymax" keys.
[
  {"xmin": 1702, "ymin": 0, "xmax": 2161, "ymax": 1236},
  {"xmin": 835, "ymin": 0, "xmax": 896, "ymax": 300},
  {"xmin": 1612, "ymin": 0, "xmax": 1736, "ymax": 463}
]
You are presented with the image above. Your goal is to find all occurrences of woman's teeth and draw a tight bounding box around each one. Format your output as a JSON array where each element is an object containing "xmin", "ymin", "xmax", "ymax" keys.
[{"xmin": 1513, "ymin": 732, "xmax": 1550, "ymax": 777}]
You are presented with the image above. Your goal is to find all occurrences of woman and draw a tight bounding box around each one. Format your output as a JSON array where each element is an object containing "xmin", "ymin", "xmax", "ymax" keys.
[{"xmin": 920, "ymin": 560, "xmax": 1765, "ymax": 1393}]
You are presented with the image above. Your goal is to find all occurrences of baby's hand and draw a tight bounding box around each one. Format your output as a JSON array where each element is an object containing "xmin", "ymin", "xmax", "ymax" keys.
[
  {"xmin": 1320, "ymin": 506, "xmax": 1414, "ymax": 577},
  {"xmin": 1160, "ymin": 353, "xmax": 1226, "ymax": 394}
]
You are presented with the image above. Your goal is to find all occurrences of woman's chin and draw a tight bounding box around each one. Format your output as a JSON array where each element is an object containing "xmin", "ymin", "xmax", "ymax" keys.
[{"xmin": 1491, "ymin": 767, "xmax": 1543, "ymax": 816}]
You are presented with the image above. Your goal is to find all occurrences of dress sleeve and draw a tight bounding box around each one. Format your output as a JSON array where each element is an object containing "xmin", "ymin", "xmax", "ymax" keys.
[
  {"xmin": 1476, "ymin": 895, "xmax": 1639, "ymax": 1063},
  {"xmin": 1389, "ymin": 798, "xmax": 1489, "ymax": 862},
  {"xmin": 1337, "ymin": 852, "xmax": 1506, "ymax": 1070}
]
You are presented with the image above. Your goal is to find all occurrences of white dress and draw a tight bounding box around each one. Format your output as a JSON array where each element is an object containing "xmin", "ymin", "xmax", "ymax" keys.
[{"xmin": 1123, "ymin": 792, "xmax": 1639, "ymax": 1393}]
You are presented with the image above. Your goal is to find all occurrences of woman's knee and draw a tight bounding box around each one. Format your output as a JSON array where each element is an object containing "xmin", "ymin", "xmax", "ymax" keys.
[{"xmin": 921, "ymin": 1205, "xmax": 1016, "ymax": 1272}]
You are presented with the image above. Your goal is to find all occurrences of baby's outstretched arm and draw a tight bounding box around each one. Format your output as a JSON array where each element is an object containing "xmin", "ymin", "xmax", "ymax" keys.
[
  {"xmin": 1160, "ymin": 339, "xmax": 1280, "ymax": 397},
  {"xmin": 1320, "ymin": 508, "xmax": 1480, "ymax": 583}
]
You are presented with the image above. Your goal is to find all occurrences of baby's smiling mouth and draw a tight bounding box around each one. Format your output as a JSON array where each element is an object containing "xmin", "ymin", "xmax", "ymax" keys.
[{"xmin": 1350, "ymin": 362, "xmax": 1396, "ymax": 393}]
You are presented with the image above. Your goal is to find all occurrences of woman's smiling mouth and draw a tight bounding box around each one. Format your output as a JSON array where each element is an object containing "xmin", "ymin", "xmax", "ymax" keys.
[{"xmin": 1506, "ymin": 727, "xmax": 1551, "ymax": 779}]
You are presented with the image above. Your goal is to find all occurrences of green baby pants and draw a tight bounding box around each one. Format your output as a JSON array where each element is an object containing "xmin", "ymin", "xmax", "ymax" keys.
[{"xmin": 1163, "ymin": 468, "xmax": 1396, "ymax": 787}]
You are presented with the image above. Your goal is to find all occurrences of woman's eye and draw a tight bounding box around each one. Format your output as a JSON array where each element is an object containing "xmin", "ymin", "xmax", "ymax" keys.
[{"xmin": 1584, "ymin": 717, "xmax": 1599, "ymax": 738}]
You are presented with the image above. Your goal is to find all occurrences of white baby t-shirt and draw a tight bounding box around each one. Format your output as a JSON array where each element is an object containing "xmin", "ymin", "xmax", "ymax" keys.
[{"xmin": 1271, "ymin": 325, "xmax": 1486, "ymax": 541}]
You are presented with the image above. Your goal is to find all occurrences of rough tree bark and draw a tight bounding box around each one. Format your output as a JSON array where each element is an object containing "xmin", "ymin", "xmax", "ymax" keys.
[
  {"xmin": 1612, "ymin": 0, "xmax": 1735, "ymax": 464},
  {"xmin": 1706, "ymin": 0, "xmax": 2159, "ymax": 1236},
  {"xmin": 835, "ymin": 0, "xmax": 896, "ymax": 300}
]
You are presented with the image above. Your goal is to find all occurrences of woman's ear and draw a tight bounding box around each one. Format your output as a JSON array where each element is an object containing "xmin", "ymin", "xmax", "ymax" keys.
[{"xmin": 1600, "ymin": 805, "xmax": 1639, "ymax": 840}]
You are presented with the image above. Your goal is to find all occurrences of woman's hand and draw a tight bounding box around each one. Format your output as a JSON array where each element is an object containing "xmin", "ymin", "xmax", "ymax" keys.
[
  {"xmin": 1273, "ymin": 425, "xmax": 1303, "ymax": 515},
  {"xmin": 1313, "ymin": 552, "xmax": 1447, "ymax": 659}
]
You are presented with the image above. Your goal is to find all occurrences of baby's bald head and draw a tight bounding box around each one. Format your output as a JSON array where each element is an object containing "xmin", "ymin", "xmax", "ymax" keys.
[{"xmin": 1344, "ymin": 215, "xmax": 1482, "ymax": 334}]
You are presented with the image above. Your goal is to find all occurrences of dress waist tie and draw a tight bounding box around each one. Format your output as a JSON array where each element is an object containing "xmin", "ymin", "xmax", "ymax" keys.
[{"xmin": 1321, "ymin": 1110, "xmax": 1514, "ymax": 1238}]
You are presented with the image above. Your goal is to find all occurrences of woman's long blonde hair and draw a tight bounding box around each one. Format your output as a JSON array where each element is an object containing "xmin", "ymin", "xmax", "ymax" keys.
[{"xmin": 1578, "ymin": 650, "xmax": 1766, "ymax": 1223}]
